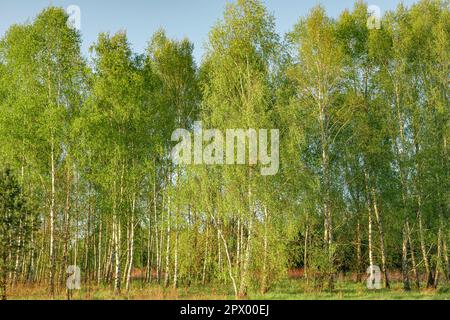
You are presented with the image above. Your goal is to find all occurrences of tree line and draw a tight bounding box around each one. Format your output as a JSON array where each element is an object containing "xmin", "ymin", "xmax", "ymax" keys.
[{"xmin": 0, "ymin": 0, "xmax": 448, "ymax": 299}]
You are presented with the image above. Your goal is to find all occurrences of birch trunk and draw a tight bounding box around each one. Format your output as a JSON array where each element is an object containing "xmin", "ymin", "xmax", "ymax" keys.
[
  {"xmin": 371, "ymin": 188, "xmax": 390, "ymax": 288},
  {"xmin": 406, "ymin": 221, "xmax": 420, "ymax": 289},
  {"xmin": 113, "ymin": 179, "xmax": 121, "ymax": 294},
  {"xmin": 260, "ymin": 206, "xmax": 269, "ymax": 294},
  {"xmin": 49, "ymin": 139, "xmax": 56, "ymax": 297},
  {"xmin": 202, "ymin": 223, "xmax": 209, "ymax": 285},
  {"xmin": 97, "ymin": 219, "xmax": 102, "ymax": 286},
  {"xmin": 418, "ymin": 203, "xmax": 433, "ymax": 287},
  {"xmin": 304, "ymin": 221, "xmax": 309, "ymax": 282},
  {"xmin": 164, "ymin": 190, "xmax": 171, "ymax": 288},
  {"xmin": 364, "ymin": 171, "xmax": 374, "ymax": 270},
  {"xmin": 402, "ymin": 223, "xmax": 411, "ymax": 291},
  {"xmin": 125, "ymin": 195, "xmax": 135, "ymax": 291},
  {"xmin": 434, "ymin": 225, "xmax": 442, "ymax": 288},
  {"xmin": 356, "ymin": 219, "xmax": 362, "ymax": 282},
  {"xmin": 173, "ymin": 191, "xmax": 179, "ymax": 289},
  {"xmin": 216, "ymin": 217, "xmax": 238, "ymax": 299}
]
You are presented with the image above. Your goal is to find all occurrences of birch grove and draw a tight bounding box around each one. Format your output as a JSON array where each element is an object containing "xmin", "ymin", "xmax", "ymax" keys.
[{"xmin": 0, "ymin": 0, "xmax": 448, "ymax": 299}]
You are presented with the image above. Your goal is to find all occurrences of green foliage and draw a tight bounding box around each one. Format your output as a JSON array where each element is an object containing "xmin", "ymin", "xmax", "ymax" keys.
[
  {"xmin": 0, "ymin": 168, "xmax": 38, "ymax": 299},
  {"xmin": 0, "ymin": 0, "xmax": 448, "ymax": 299}
]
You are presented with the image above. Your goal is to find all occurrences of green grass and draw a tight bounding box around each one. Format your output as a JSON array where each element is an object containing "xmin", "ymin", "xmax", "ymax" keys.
[{"xmin": 251, "ymin": 279, "xmax": 449, "ymax": 300}]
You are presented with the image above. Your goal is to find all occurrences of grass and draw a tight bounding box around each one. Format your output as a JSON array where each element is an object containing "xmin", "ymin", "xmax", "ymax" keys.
[
  {"xmin": 252, "ymin": 278, "xmax": 448, "ymax": 300},
  {"xmin": 6, "ymin": 277, "xmax": 449, "ymax": 300}
]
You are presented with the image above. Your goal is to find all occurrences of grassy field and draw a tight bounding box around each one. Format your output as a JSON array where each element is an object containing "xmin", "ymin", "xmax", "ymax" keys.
[{"xmin": 6, "ymin": 278, "xmax": 450, "ymax": 300}]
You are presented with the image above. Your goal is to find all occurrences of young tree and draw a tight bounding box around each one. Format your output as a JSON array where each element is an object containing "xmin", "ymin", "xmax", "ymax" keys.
[
  {"xmin": 0, "ymin": 168, "xmax": 37, "ymax": 300},
  {"xmin": 287, "ymin": 6, "xmax": 344, "ymax": 289},
  {"xmin": 199, "ymin": 0, "xmax": 283, "ymax": 298}
]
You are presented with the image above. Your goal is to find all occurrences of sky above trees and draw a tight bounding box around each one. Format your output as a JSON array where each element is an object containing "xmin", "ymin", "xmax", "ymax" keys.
[{"xmin": 0, "ymin": 0, "xmax": 420, "ymax": 63}]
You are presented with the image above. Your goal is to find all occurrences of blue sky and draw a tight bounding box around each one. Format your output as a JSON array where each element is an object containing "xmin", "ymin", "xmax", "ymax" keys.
[{"xmin": 0, "ymin": 0, "xmax": 419, "ymax": 63}]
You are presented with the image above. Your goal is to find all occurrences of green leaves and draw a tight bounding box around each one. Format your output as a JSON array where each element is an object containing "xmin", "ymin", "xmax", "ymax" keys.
[
  {"xmin": 0, "ymin": 168, "xmax": 38, "ymax": 291},
  {"xmin": 0, "ymin": 0, "xmax": 448, "ymax": 296}
]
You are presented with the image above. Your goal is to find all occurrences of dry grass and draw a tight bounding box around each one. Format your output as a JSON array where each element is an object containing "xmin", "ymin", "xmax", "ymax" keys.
[
  {"xmin": 6, "ymin": 283, "xmax": 231, "ymax": 300},
  {"xmin": 4, "ymin": 271, "xmax": 449, "ymax": 300}
]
